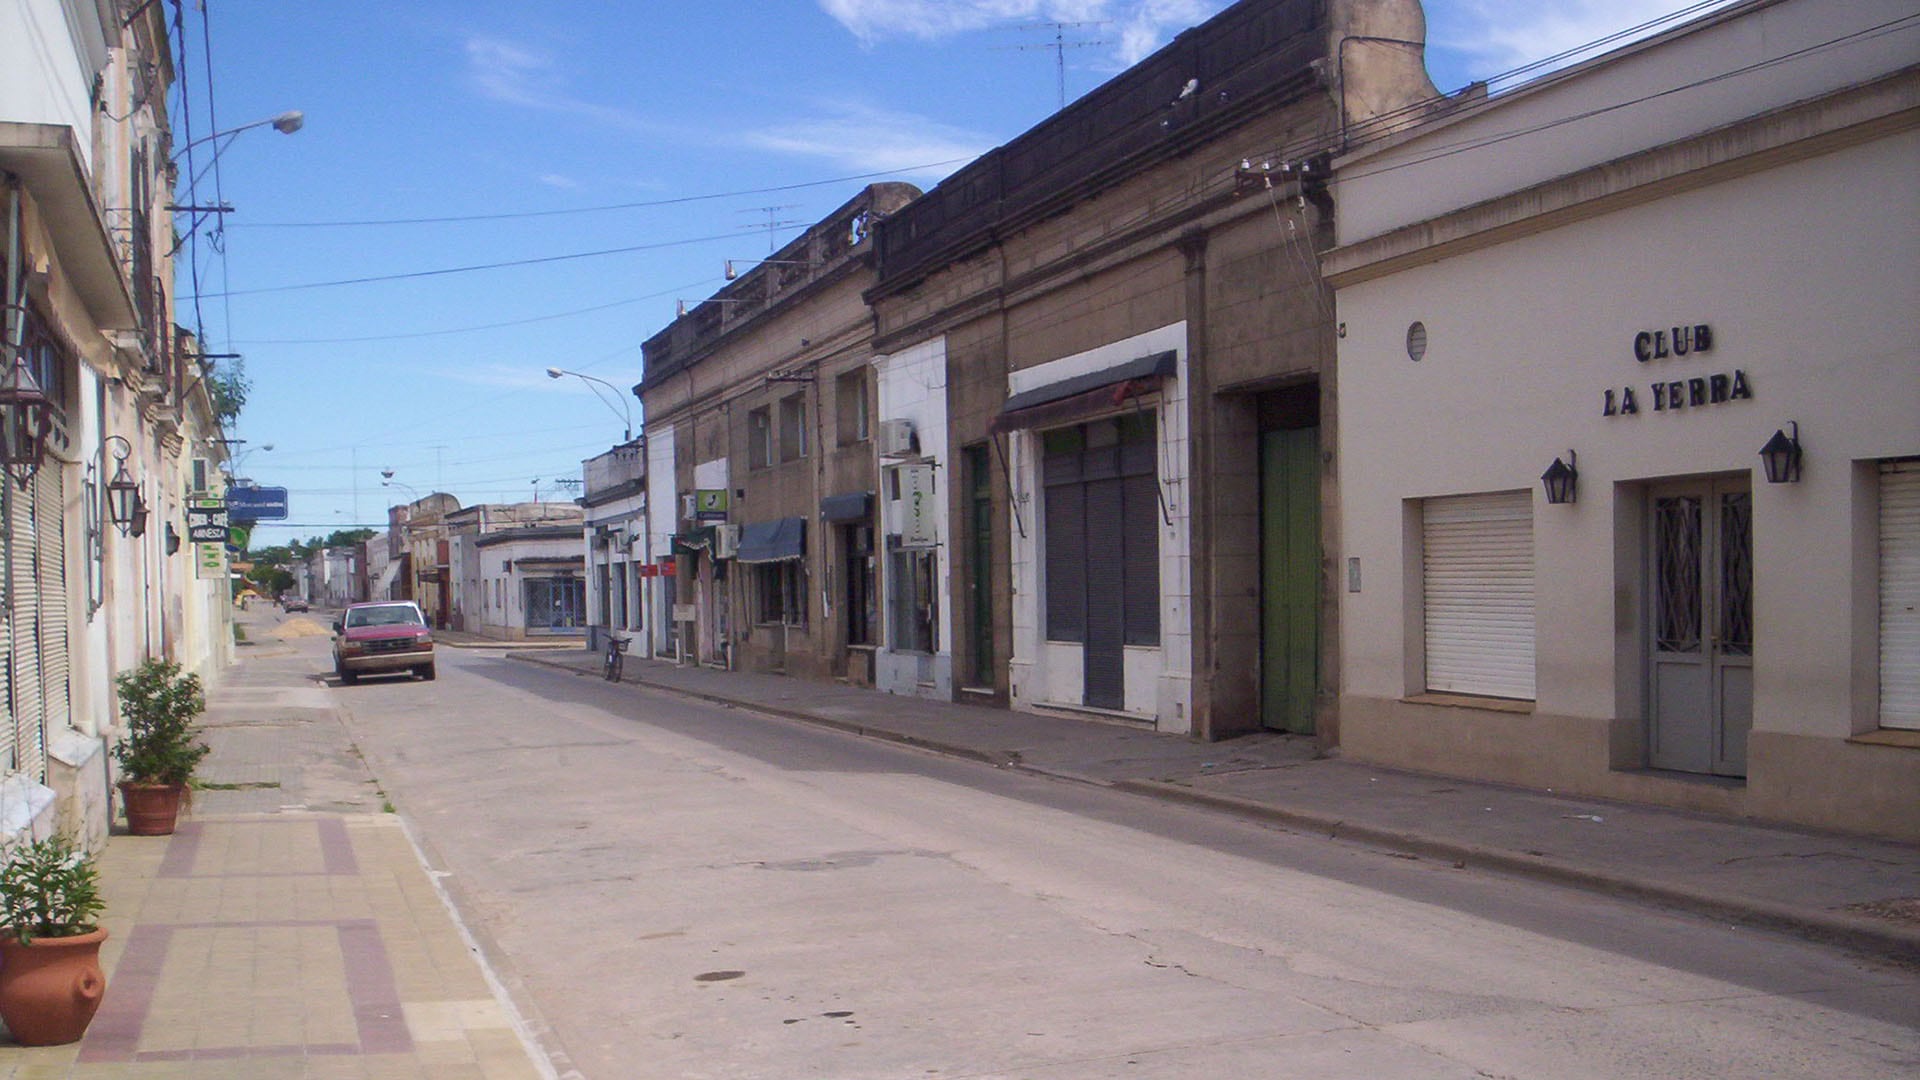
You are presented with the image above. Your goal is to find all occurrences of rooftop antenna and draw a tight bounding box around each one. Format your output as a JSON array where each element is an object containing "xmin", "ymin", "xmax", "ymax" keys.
[
  {"xmin": 739, "ymin": 204, "xmax": 802, "ymax": 253},
  {"xmin": 996, "ymin": 20, "xmax": 1110, "ymax": 111}
]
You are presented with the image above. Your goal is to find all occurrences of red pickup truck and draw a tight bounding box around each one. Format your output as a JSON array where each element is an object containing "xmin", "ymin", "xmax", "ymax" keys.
[{"xmin": 332, "ymin": 601, "xmax": 435, "ymax": 684}]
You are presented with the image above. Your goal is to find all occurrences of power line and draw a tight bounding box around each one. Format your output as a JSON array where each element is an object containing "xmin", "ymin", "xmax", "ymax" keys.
[
  {"xmin": 213, "ymin": 226, "xmax": 799, "ymax": 298},
  {"xmin": 231, "ymin": 278, "xmax": 716, "ymax": 345},
  {"xmin": 232, "ymin": 159, "xmax": 972, "ymax": 230}
]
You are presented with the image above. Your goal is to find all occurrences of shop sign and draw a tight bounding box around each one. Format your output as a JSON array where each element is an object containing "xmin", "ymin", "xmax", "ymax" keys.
[
  {"xmin": 898, "ymin": 464, "xmax": 937, "ymax": 549},
  {"xmin": 694, "ymin": 489, "xmax": 730, "ymax": 521},
  {"xmin": 1602, "ymin": 323, "xmax": 1752, "ymax": 417}
]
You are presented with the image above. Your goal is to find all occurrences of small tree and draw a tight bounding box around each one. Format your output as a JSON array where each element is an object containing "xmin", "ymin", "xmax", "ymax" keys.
[
  {"xmin": 111, "ymin": 660, "xmax": 209, "ymax": 787},
  {"xmin": 0, "ymin": 835, "xmax": 103, "ymax": 944}
]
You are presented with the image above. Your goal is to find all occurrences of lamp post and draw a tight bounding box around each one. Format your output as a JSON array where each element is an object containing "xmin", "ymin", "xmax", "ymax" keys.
[
  {"xmin": 545, "ymin": 367, "xmax": 633, "ymax": 441},
  {"xmin": 224, "ymin": 442, "xmax": 273, "ymax": 486},
  {"xmin": 379, "ymin": 469, "xmax": 420, "ymax": 505},
  {"xmin": 169, "ymin": 111, "xmax": 304, "ymax": 164},
  {"xmin": 0, "ymin": 303, "xmax": 55, "ymax": 490}
]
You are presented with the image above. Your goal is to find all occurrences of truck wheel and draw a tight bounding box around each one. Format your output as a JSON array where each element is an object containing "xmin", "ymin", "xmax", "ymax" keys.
[
  {"xmin": 338, "ymin": 668, "xmax": 357, "ymax": 686},
  {"xmin": 417, "ymin": 663, "xmax": 436, "ymax": 681}
]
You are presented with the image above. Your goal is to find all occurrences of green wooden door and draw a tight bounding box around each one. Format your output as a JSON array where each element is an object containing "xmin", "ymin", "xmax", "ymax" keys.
[{"xmin": 1261, "ymin": 427, "xmax": 1319, "ymax": 733}]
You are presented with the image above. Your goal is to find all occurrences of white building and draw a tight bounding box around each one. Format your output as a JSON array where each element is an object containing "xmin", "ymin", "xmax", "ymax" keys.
[
  {"xmin": 872, "ymin": 339, "xmax": 953, "ymax": 699},
  {"xmin": 579, "ymin": 438, "xmax": 647, "ymax": 655},
  {"xmin": 473, "ymin": 527, "xmax": 587, "ymax": 640},
  {"xmin": 1324, "ymin": 0, "xmax": 1919, "ymax": 839}
]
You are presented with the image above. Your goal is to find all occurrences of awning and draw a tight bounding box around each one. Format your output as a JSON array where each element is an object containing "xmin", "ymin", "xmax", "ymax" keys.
[
  {"xmin": 820, "ymin": 491, "xmax": 873, "ymax": 524},
  {"xmin": 990, "ymin": 350, "xmax": 1175, "ymax": 434},
  {"xmin": 673, "ymin": 525, "xmax": 716, "ymax": 554},
  {"xmin": 737, "ymin": 517, "xmax": 805, "ymax": 564},
  {"xmin": 0, "ymin": 123, "xmax": 138, "ymax": 329}
]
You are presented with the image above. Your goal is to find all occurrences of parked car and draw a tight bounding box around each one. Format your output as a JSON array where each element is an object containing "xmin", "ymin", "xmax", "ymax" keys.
[
  {"xmin": 331, "ymin": 601, "xmax": 435, "ymax": 684},
  {"xmin": 282, "ymin": 597, "xmax": 310, "ymax": 613}
]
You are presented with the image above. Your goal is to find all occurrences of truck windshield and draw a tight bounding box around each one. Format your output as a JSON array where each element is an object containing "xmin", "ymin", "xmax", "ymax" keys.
[{"xmin": 345, "ymin": 606, "xmax": 423, "ymax": 629}]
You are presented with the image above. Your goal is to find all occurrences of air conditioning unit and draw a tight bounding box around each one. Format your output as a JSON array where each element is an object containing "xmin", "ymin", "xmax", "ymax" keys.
[
  {"xmin": 714, "ymin": 524, "xmax": 740, "ymax": 559},
  {"xmin": 877, "ymin": 418, "xmax": 917, "ymax": 458}
]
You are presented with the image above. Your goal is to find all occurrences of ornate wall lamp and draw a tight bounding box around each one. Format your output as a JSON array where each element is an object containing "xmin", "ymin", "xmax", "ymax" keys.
[
  {"xmin": 0, "ymin": 306, "xmax": 54, "ymax": 490},
  {"xmin": 1759, "ymin": 422, "xmax": 1802, "ymax": 484},
  {"xmin": 101, "ymin": 435, "xmax": 141, "ymax": 535},
  {"xmin": 1541, "ymin": 450, "xmax": 1578, "ymax": 505}
]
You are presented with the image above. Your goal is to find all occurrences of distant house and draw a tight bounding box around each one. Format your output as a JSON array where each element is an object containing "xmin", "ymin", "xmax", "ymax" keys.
[
  {"xmin": 579, "ymin": 438, "xmax": 647, "ymax": 655},
  {"xmin": 474, "ymin": 526, "xmax": 588, "ymax": 640}
]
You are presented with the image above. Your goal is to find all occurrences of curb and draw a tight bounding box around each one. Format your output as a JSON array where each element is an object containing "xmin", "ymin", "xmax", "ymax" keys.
[
  {"xmin": 508, "ymin": 651, "xmax": 1920, "ymax": 966},
  {"xmin": 1119, "ymin": 779, "xmax": 1920, "ymax": 966}
]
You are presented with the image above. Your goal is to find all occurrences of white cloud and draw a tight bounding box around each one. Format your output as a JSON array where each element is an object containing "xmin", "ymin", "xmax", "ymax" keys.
[
  {"xmin": 818, "ymin": 0, "xmax": 1223, "ymax": 63},
  {"xmin": 536, "ymin": 173, "xmax": 581, "ymax": 190},
  {"xmin": 461, "ymin": 34, "xmax": 654, "ymax": 131},
  {"xmin": 739, "ymin": 102, "xmax": 995, "ymax": 179},
  {"xmin": 1432, "ymin": 0, "xmax": 1741, "ymax": 79}
]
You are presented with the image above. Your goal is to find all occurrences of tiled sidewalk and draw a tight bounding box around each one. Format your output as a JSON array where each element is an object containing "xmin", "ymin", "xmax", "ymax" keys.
[{"xmin": 1, "ymin": 813, "xmax": 546, "ymax": 1079}]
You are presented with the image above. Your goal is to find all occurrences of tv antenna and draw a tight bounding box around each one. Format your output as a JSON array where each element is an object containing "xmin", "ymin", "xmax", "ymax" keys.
[
  {"xmin": 739, "ymin": 204, "xmax": 802, "ymax": 253},
  {"xmin": 996, "ymin": 21, "xmax": 1110, "ymax": 111}
]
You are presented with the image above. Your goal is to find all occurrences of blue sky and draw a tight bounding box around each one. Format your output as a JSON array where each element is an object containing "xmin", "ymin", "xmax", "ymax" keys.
[{"xmin": 185, "ymin": 1, "xmax": 1726, "ymax": 546}]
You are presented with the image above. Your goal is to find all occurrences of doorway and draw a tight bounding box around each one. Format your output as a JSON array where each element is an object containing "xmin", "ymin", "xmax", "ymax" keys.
[
  {"xmin": 1647, "ymin": 477, "xmax": 1752, "ymax": 777},
  {"xmin": 1259, "ymin": 387, "xmax": 1319, "ymax": 734}
]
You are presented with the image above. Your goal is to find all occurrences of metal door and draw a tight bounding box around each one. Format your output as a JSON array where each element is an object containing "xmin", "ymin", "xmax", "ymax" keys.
[
  {"xmin": 1260, "ymin": 426, "xmax": 1319, "ymax": 732},
  {"xmin": 1648, "ymin": 478, "xmax": 1752, "ymax": 776}
]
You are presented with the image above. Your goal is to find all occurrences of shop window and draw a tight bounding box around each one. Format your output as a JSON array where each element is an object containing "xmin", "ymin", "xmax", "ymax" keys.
[
  {"xmin": 1421, "ymin": 490, "xmax": 1535, "ymax": 699},
  {"xmin": 890, "ymin": 547, "xmax": 939, "ymax": 653},
  {"xmin": 836, "ymin": 369, "xmax": 870, "ymax": 445},
  {"xmin": 779, "ymin": 392, "xmax": 808, "ymax": 462},
  {"xmin": 525, "ymin": 577, "xmax": 585, "ymax": 631},
  {"xmin": 755, "ymin": 561, "xmax": 805, "ymax": 626},
  {"xmin": 749, "ymin": 406, "xmax": 774, "ymax": 469}
]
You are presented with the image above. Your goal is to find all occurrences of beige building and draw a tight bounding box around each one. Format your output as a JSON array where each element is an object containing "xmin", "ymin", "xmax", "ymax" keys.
[{"xmin": 1325, "ymin": 0, "xmax": 1919, "ymax": 838}]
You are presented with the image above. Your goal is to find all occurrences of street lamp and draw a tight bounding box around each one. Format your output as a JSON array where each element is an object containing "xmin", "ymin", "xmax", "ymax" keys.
[
  {"xmin": 545, "ymin": 367, "xmax": 633, "ymax": 441},
  {"xmin": 224, "ymin": 442, "xmax": 273, "ymax": 485},
  {"xmin": 380, "ymin": 469, "xmax": 420, "ymax": 505},
  {"xmin": 0, "ymin": 316, "xmax": 55, "ymax": 490},
  {"xmin": 169, "ymin": 111, "xmax": 304, "ymax": 163},
  {"xmin": 101, "ymin": 435, "xmax": 141, "ymax": 535}
]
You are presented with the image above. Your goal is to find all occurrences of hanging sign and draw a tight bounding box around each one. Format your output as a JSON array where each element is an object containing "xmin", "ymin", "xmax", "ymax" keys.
[{"xmin": 897, "ymin": 464, "xmax": 937, "ymax": 549}]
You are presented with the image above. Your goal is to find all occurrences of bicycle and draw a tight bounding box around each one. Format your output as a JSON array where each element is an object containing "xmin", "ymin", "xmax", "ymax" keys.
[{"xmin": 603, "ymin": 631, "xmax": 630, "ymax": 682}]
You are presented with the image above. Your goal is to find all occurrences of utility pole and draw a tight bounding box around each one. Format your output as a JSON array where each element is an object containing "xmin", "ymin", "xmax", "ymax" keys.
[{"xmin": 997, "ymin": 21, "xmax": 1110, "ymax": 112}]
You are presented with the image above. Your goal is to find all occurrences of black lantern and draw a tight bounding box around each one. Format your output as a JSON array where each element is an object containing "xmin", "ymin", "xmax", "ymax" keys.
[
  {"xmin": 1541, "ymin": 450, "xmax": 1578, "ymax": 505},
  {"xmin": 1759, "ymin": 422, "xmax": 1801, "ymax": 484},
  {"xmin": 0, "ymin": 348, "xmax": 54, "ymax": 489},
  {"xmin": 128, "ymin": 493, "xmax": 149, "ymax": 538},
  {"xmin": 102, "ymin": 435, "xmax": 140, "ymax": 535}
]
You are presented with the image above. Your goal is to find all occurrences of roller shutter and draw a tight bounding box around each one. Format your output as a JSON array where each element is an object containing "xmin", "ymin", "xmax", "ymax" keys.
[
  {"xmin": 1881, "ymin": 461, "xmax": 1920, "ymax": 729},
  {"xmin": 1423, "ymin": 490, "xmax": 1535, "ymax": 700},
  {"xmin": 35, "ymin": 469, "xmax": 68, "ymax": 739},
  {"xmin": 8, "ymin": 480, "xmax": 43, "ymax": 781}
]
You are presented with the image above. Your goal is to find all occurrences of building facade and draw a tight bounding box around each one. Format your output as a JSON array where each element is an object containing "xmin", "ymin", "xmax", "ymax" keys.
[
  {"xmin": 1323, "ymin": 0, "xmax": 1919, "ymax": 838},
  {"xmin": 639, "ymin": 184, "xmax": 920, "ymax": 679},
  {"xmin": 866, "ymin": 0, "xmax": 1436, "ymax": 732},
  {"xmin": 579, "ymin": 438, "xmax": 646, "ymax": 655}
]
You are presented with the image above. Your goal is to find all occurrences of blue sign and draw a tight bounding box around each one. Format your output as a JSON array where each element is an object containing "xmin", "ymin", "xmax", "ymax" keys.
[{"xmin": 228, "ymin": 485, "xmax": 290, "ymax": 521}]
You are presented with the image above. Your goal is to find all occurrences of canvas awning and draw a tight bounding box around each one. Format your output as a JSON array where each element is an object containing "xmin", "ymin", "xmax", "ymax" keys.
[
  {"xmin": 989, "ymin": 350, "xmax": 1176, "ymax": 434},
  {"xmin": 819, "ymin": 491, "xmax": 873, "ymax": 524},
  {"xmin": 737, "ymin": 517, "xmax": 805, "ymax": 564}
]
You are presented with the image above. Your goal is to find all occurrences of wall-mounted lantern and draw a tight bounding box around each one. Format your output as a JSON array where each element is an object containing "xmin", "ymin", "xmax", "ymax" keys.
[
  {"xmin": 102, "ymin": 435, "xmax": 140, "ymax": 535},
  {"xmin": 129, "ymin": 493, "xmax": 149, "ymax": 538},
  {"xmin": 0, "ymin": 335, "xmax": 54, "ymax": 489},
  {"xmin": 1759, "ymin": 422, "xmax": 1802, "ymax": 484},
  {"xmin": 1541, "ymin": 450, "xmax": 1578, "ymax": 505}
]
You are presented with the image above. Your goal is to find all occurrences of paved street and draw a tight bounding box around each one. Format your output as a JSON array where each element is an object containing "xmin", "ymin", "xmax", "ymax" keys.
[{"xmin": 292, "ymin": 616, "xmax": 1917, "ymax": 1079}]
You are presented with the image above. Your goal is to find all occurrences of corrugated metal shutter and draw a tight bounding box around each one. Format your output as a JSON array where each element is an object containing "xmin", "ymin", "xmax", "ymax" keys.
[
  {"xmin": 1042, "ymin": 464, "xmax": 1085, "ymax": 642},
  {"xmin": 35, "ymin": 469, "xmax": 68, "ymax": 738},
  {"xmin": 1881, "ymin": 461, "xmax": 1920, "ymax": 729},
  {"xmin": 1083, "ymin": 477, "xmax": 1125, "ymax": 709},
  {"xmin": 9, "ymin": 479, "xmax": 44, "ymax": 781},
  {"xmin": 1423, "ymin": 490, "xmax": 1535, "ymax": 700}
]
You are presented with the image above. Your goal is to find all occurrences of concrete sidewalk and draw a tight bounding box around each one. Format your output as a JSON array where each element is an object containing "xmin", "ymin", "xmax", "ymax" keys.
[
  {"xmin": 0, "ymin": 632, "xmax": 553, "ymax": 1077},
  {"xmin": 516, "ymin": 647, "xmax": 1920, "ymax": 965}
]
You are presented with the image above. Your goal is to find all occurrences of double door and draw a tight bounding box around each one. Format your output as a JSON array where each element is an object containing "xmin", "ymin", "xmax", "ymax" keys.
[{"xmin": 1648, "ymin": 478, "xmax": 1752, "ymax": 777}]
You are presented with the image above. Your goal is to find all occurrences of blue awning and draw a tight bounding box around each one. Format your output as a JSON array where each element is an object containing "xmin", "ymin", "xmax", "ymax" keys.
[{"xmin": 737, "ymin": 517, "xmax": 806, "ymax": 563}]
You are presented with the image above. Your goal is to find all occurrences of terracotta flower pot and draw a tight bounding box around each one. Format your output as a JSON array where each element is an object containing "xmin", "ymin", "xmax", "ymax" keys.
[
  {"xmin": 0, "ymin": 928, "xmax": 108, "ymax": 1046},
  {"xmin": 119, "ymin": 781, "xmax": 187, "ymax": 836}
]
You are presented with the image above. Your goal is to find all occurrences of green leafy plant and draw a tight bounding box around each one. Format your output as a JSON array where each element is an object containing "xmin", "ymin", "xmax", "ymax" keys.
[
  {"xmin": 111, "ymin": 659, "xmax": 210, "ymax": 787},
  {"xmin": 0, "ymin": 835, "xmax": 103, "ymax": 944}
]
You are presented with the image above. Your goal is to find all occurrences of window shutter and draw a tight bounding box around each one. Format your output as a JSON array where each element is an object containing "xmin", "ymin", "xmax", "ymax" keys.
[
  {"xmin": 1423, "ymin": 490, "xmax": 1535, "ymax": 700},
  {"xmin": 1043, "ymin": 448, "xmax": 1086, "ymax": 642},
  {"xmin": 35, "ymin": 470, "xmax": 69, "ymax": 739},
  {"xmin": 9, "ymin": 483, "xmax": 45, "ymax": 780},
  {"xmin": 1122, "ymin": 473, "xmax": 1159, "ymax": 645},
  {"xmin": 1880, "ymin": 461, "xmax": 1920, "ymax": 729}
]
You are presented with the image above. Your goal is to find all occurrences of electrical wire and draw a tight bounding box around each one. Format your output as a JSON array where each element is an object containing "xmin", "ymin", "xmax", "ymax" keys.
[
  {"xmin": 230, "ymin": 278, "xmax": 718, "ymax": 345},
  {"xmin": 233, "ymin": 159, "xmax": 974, "ymax": 229},
  {"xmin": 215, "ymin": 226, "xmax": 799, "ymax": 298}
]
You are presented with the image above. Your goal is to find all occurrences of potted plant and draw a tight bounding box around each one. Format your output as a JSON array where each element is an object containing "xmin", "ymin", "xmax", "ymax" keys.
[
  {"xmin": 0, "ymin": 834, "xmax": 107, "ymax": 1045},
  {"xmin": 111, "ymin": 659, "xmax": 210, "ymax": 836}
]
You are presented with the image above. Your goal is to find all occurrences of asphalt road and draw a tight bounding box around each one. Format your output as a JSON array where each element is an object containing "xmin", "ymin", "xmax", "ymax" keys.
[{"xmin": 296, "ymin": 628, "xmax": 1919, "ymax": 1080}]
